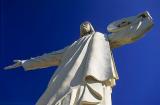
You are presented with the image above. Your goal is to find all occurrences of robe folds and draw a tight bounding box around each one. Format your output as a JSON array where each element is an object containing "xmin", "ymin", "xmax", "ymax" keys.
[{"xmin": 22, "ymin": 32, "xmax": 119, "ymax": 105}]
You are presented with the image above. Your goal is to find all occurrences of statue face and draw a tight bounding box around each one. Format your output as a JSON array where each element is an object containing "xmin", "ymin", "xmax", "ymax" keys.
[
  {"xmin": 81, "ymin": 23, "xmax": 91, "ymax": 33},
  {"xmin": 80, "ymin": 21, "xmax": 95, "ymax": 37}
]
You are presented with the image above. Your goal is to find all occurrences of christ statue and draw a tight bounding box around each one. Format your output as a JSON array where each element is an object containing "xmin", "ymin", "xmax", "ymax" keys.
[{"xmin": 4, "ymin": 11, "xmax": 153, "ymax": 105}]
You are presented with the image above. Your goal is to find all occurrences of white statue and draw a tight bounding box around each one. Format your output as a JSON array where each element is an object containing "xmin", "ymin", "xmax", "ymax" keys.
[{"xmin": 4, "ymin": 11, "xmax": 153, "ymax": 105}]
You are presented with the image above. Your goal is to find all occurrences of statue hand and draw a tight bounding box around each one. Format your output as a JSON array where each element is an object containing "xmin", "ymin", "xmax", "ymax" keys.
[{"xmin": 4, "ymin": 60, "xmax": 22, "ymax": 70}]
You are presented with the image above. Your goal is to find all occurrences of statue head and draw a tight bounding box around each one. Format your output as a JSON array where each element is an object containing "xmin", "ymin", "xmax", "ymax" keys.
[
  {"xmin": 107, "ymin": 11, "xmax": 153, "ymax": 34},
  {"xmin": 80, "ymin": 21, "xmax": 95, "ymax": 37}
]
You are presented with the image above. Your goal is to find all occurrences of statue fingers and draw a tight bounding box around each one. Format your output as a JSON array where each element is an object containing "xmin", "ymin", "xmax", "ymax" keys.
[
  {"xmin": 3, "ymin": 63, "xmax": 21, "ymax": 70},
  {"xmin": 4, "ymin": 65, "xmax": 16, "ymax": 70}
]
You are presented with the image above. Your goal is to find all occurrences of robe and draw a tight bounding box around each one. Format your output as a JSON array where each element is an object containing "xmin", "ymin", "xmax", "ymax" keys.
[{"xmin": 22, "ymin": 32, "xmax": 118, "ymax": 105}]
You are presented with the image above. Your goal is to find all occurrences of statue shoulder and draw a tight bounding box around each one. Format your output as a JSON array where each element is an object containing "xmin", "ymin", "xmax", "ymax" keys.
[
  {"xmin": 94, "ymin": 32, "xmax": 108, "ymax": 38},
  {"xmin": 95, "ymin": 31, "xmax": 103, "ymax": 35}
]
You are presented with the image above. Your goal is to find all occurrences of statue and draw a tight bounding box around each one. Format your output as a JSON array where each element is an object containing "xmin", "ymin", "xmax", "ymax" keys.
[{"xmin": 4, "ymin": 11, "xmax": 153, "ymax": 105}]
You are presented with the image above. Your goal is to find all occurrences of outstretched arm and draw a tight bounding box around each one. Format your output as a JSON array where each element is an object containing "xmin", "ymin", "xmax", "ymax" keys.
[
  {"xmin": 107, "ymin": 11, "xmax": 153, "ymax": 49},
  {"xmin": 107, "ymin": 26, "xmax": 143, "ymax": 49},
  {"xmin": 4, "ymin": 47, "xmax": 68, "ymax": 71}
]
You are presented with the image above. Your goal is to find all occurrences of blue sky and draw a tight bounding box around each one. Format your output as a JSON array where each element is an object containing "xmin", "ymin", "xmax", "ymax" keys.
[{"xmin": 1, "ymin": 0, "xmax": 160, "ymax": 105}]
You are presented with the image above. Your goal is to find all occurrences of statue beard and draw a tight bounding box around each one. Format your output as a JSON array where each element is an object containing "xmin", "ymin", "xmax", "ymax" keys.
[{"xmin": 81, "ymin": 28, "xmax": 91, "ymax": 36}]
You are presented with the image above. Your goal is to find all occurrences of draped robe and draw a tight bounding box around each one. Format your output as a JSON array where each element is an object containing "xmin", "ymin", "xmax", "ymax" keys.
[
  {"xmin": 22, "ymin": 19, "xmax": 153, "ymax": 104},
  {"xmin": 22, "ymin": 32, "xmax": 119, "ymax": 105}
]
